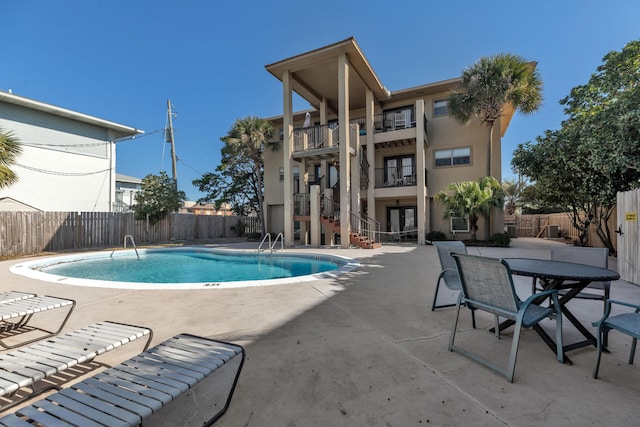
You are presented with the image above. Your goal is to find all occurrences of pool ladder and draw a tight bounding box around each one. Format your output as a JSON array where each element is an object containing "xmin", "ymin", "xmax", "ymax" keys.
[
  {"xmin": 110, "ymin": 235, "xmax": 140, "ymax": 260},
  {"xmin": 258, "ymin": 233, "xmax": 283, "ymax": 254}
]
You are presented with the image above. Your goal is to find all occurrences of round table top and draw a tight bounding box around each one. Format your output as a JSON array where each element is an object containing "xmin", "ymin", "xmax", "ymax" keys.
[{"xmin": 503, "ymin": 258, "xmax": 621, "ymax": 282}]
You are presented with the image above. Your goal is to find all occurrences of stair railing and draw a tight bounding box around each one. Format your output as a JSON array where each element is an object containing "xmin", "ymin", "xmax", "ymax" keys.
[
  {"xmin": 320, "ymin": 196, "xmax": 339, "ymax": 220},
  {"xmin": 350, "ymin": 212, "xmax": 381, "ymax": 248}
]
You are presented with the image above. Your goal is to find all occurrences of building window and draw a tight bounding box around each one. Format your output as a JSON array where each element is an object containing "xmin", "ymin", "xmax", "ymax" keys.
[
  {"xmin": 450, "ymin": 216, "xmax": 470, "ymax": 232},
  {"xmin": 279, "ymin": 167, "xmax": 284, "ymax": 182},
  {"xmin": 434, "ymin": 99, "xmax": 449, "ymax": 116},
  {"xmin": 434, "ymin": 148, "xmax": 471, "ymax": 167}
]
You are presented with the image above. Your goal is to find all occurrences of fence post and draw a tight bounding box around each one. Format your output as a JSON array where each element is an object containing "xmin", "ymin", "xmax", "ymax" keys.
[{"xmin": 75, "ymin": 212, "xmax": 82, "ymax": 249}]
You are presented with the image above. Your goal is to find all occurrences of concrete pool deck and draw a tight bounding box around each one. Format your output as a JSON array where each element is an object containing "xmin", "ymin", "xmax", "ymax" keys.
[{"xmin": 1, "ymin": 237, "xmax": 639, "ymax": 426}]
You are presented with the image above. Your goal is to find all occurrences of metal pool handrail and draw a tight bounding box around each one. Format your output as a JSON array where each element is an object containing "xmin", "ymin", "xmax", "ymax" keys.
[
  {"xmin": 109, "ymin": 234, "xmax": 140, "ymax": 259},
  {"xmin": 124, "ymin": 234, "xmax": 140, "ymax": 260},
  {"xmin": 258, "ymin": 233, "xmax": 284, "ymax": 254},
  {"xmin": 258, "ymin": 234, "xmax": 272, "ymax": 253}
]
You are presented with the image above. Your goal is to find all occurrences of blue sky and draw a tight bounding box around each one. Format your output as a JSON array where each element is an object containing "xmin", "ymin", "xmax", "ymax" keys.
[{"xmin": 3, "ymin": 0, "xmax": 639, "ymax": 201}]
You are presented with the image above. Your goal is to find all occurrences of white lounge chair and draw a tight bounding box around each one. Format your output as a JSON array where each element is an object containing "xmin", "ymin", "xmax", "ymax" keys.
[
  {"xmin": 0, "ymin": 320, "xmax": 152, "ymax": 412},
  {"xmin": 0, "ymin": 294, "xmax": 76, "ymax": 349}
]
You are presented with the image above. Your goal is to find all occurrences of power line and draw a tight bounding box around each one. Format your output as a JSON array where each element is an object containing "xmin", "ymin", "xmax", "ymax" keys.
[
  {"xmin": 15, "ymin": 163, "xmax": 111, "ymax": 176},
  {"xmin": 177, "ymin": 157, "xmax": 203, "ymax": 176}
]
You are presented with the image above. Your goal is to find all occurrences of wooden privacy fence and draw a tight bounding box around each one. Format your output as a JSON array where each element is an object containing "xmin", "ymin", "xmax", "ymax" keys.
[
  {"xmin": 0, "ymin": 212, "xmax": 260, "ymax": 258},
  {"xmin": 505, "ymin": 211, "xmax": 617, "ymax": 252}
]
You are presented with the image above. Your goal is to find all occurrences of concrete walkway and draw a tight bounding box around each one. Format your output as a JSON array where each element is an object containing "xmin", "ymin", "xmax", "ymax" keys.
[{"xmin": 1, "ymin": 238, "xmax": 639, "ymax": 426}]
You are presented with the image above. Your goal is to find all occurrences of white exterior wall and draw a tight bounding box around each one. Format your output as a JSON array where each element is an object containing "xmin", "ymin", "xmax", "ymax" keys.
[
  {"xmin": 0, "ymin": 97, "xmax": 137, "ymax": 212},
  {"xmin": 2, "ymin": 147, "xmax": 113, "ymax": 211}
]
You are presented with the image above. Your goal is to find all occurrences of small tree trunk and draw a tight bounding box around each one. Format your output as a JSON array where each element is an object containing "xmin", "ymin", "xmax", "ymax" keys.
[
  {"xmin": 255, "ymin": 159, "xmax": 266, "ymax": 237},
  {"xmin": 485, "ymin": 122, "xmax": 495, "ymax": 240}
]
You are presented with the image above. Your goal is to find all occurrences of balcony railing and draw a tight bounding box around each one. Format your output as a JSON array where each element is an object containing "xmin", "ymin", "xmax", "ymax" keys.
[
  {"xmin": 374, "ymin": 165, "xmax": 416, "ymax": 188},
  {"xmin": 293, "ymin": 124, "xmax": 337, "ymax": 151},
  {"xmin": 292, "ymin": 124, "xmax": 360, "ymax": 155},
  {"xmin": 374, "ymin": 107, "xmax": 416, "ymax": 133},
  {"xmin": 349, "ymin": 108, "xmax": 417, "ymax": 136}
]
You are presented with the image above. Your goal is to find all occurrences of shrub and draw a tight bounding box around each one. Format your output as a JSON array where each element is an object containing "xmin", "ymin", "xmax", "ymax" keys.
[
  {"xmin": 247, "ymin": 232, "xmax": 262, "ymax": 241},
  {"xmin": 490, "ymin": 232, "xmax": 511, "ymax": 247},
  {"xmin": 426, "ymin": 230, "xmax": 448, "ymax": 242}
]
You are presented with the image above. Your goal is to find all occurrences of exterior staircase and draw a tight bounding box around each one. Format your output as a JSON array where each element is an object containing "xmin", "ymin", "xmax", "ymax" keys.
[{"xmin": 320, "ymin": 216, "xmax": 382, "ymax": 249}]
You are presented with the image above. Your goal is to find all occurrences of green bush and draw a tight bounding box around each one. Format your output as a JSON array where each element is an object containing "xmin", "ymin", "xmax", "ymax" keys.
[
  {"xmin": 426, "ymin": 230, "xmax": 448, "ymax": 242},
  {"xmin": 490, "ymin": 232, "xmax": 511, "ymax": 247},
  {"xmin": 247, "ymin": 232, "xmax": 262, "ymax": 241}
]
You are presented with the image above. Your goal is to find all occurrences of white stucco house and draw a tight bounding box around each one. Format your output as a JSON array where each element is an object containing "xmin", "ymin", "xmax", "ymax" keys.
[
  {"xmin": 115, "ymin": 173, "xmax": 143, "ymax": 212},
  {"xmin": 0, "ymin": 91, "xmax": 143, "ymax": 212}
]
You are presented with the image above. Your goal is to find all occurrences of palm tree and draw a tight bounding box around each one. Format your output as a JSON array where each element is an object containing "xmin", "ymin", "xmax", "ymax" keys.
[
  {"xmin": 447, "ymin": 53, "xmax": 543, "ymax": 177},
  {"xmin": 435, "ymin": 177, "xmax": 504, "ymax": 242},
  {"xmin": 503, "ymin": 178, "xmax": 526, "ymax": 215},
  {"xmin": 220, "ymin": 117, "xmax": 275, "ymax": 237},
  {"xmin": 0, "ymin": 128, "xmax": 22, "ymax": 188}
]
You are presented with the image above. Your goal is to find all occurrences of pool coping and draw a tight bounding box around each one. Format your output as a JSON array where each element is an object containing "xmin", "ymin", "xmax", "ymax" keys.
[{"xmin": 9, "ymin": 246, "xmax": 360, "ymax": 290}]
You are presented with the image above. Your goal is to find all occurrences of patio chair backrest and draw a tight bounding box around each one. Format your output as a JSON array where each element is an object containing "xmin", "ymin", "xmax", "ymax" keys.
[
  {"xmin": 550, "ymin": 247, "xmax": 610, "ymax": 286},
  {"xmin": 452, "ymin": 253, "xmax": 520, "ymax": 319},
  {"xmin": 550, "ymin": 247, "xmax": 608, "ymax": 269},
  {"xmin": 433, "ymin": 241, "xmax": 467, "ymax": 287}
]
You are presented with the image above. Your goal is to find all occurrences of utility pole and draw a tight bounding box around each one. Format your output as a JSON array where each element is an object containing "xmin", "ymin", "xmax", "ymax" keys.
[{"xmin": 166, "ymin": 99, "xmax": 178, "ymax": 183}]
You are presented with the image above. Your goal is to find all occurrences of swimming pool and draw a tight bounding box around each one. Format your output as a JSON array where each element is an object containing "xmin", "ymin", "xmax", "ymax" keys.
[{"xmin": 10, "ymin": 247, "xmax": 359, "ymax": 290}]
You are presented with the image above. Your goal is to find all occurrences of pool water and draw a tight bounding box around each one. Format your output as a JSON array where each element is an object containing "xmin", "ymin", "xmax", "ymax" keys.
[{"xmin": 33, "ymin": 249, "xmax": 341, "ymax": 284}]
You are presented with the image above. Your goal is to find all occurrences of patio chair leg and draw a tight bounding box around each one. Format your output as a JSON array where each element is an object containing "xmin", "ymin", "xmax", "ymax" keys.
[
  {"xmin": 593, "ymin": 326, "xmax": 604, "ymax": 379},
  {"xmin": 431, "ymin": 279, "xmax": 442, "ymax": 312},
  {"xmin": 506, "ymin": 320, "xmax": 523, "ymax": 383},
  {"xmin": 448, "ymin": 297, "xmax": 463, "ymax": 352},
  {"xmin": 630, "ymin": 338, "xmax": 637, "ymax": 365},
  {"xmin": 602, "ymin": 287, "xmax": 611, "ymax": 348},
  {"xmin": 555, "ymin": 308, "xmax": 564, "ymax": 363}
]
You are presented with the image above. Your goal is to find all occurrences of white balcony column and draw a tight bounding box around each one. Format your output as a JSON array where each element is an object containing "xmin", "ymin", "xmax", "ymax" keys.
[
  {"xmin": 300, "ymin": 159, "xmax": 308, "ymax": 245},
  {"xmin": 351, "ymin": 132, "xmax": 360, "ymax": 224},
  {"xmin": 338, "ymin": 53, "xmax": 351, "ymax": 248},
  {"xmin": 415, "ymin": 99, "xmax": 427, "ymax": 245},
  {"xmin": 365, "ymin": 88, "xmax": 375, "ymax": 222},
  {"xmin": 282, "ymin": 71, "xmax": 295, "ymax": 247},
  {"xmin": 310, "ymin": 185, "xmax": 321, "ymax": 248},
  {"xmin": 320, "ymin": 98, "xmax": 327, "ymax": 125},
  {"xmin": 321, "ymin": 160, "xmax": 329, "ymax": 193}
]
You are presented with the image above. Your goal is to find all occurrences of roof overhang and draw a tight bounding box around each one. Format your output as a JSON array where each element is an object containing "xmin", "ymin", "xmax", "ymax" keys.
[
  {"xmin": 265, "ymin": 37, "xmax": 391, "ymax": 114},
  {"xmin": 0, "ymin": 91, "xmax": 144, "ymax": 139}
]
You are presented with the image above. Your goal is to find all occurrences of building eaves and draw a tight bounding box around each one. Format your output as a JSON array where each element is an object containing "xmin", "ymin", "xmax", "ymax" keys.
[{"xmin": 0, "ymin": 90, "xmax": 144, "ymax": 138}]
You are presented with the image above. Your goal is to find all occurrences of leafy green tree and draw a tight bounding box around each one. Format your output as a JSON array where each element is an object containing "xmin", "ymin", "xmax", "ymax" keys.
[
  {"xmin": 447, "ymin": 53, "xmax": 543, "ymax": 177},
  {"xmin": 513, "ymin": 128, "xmax": 597, "ymax": 246},
  {"xmin": 0, "ymin": 128, "xmax": 22, "ymax": 188},
  {"xmin": 194, "ymin": 117, "xmax": 276, "ymax": 237},
  {"xmin": 435, "ymin": 177, "xmax": 504, "ymax": 241},
  {"xmin": 513, "ymin": 39, "xmax": 640, "ymax": 251},
  {"xmin": 519, "ymin": 183, "xmax": 566, "ymax": 214},
  {"xmin": 133, "ymin": 172, "xmax": 186, "ymax": 224}
]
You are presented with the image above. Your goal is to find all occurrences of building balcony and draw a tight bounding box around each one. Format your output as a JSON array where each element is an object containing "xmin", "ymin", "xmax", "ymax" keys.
[
  {"xmin": 374, "ymin": 165, "xmax": 416, "ymax": 189},
  {"xmin": 292, "ymin": 124, "xmax": 357, "ymax": 161}
]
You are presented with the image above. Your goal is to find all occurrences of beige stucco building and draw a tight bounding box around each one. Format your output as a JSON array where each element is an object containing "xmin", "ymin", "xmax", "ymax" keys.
[{"xmin": 262, "ymin": 37, "xmax": 513, "ymax": 248}]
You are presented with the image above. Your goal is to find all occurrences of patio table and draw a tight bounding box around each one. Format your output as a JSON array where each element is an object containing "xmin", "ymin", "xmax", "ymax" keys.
[{"xmin": 501, "ymin": 258, "xmax": 620, "ymax": 364}]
